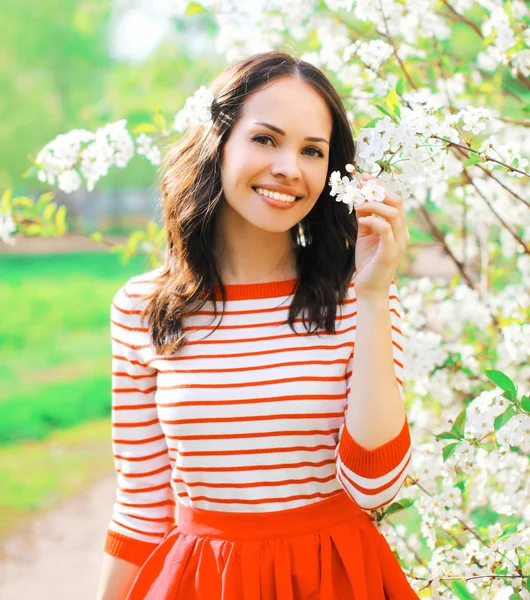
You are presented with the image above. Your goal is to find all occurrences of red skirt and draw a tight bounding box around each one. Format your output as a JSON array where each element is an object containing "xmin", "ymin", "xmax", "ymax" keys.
[{"xmin": 126, "ymin": 491, "xmax": 419, "ymax": 599}]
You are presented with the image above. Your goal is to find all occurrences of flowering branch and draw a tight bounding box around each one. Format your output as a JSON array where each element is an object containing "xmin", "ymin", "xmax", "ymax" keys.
[
  {"xmin": 433, "ymin": 135, "xmax": 530, "ymax": 178},
  {"xmin": 375, "ymin": 0, "xmax": 417, "ymax": 90},
  {"xmin": 410, "ymin": 478, "xmax": 525, "ymax": 577}
]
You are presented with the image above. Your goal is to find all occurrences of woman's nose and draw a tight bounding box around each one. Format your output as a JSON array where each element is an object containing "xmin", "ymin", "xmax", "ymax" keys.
[{"xmin": 270, "ymin": 151, "xmax": 302, "ymax": 180}]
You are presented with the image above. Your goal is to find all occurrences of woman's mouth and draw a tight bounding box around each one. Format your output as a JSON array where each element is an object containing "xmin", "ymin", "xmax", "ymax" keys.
[{"xmin": 252, "ymin": 186, "xmax": 302, "ymax": 209}]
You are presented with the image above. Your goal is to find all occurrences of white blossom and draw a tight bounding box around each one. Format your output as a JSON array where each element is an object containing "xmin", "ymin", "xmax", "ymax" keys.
[
  {"xmin": 328, "ymin": 169, "xmax": 387, "ymax": 213},
  {"xmin": 57, "ymin": 169, "xmax": 82, "ymax": 194},
  {"xmin": 173, "ymin": 85, "xmax": 214, "ymax": 134},
  {"xmin": 458, "ymin": 105, "xmax": 495, "ymax": 136},
  {"xmin": 136, "ymin": 134, "xmax": 161, "ymax": 166},
  {"xmin": 0, "ymin": 210, "xmax": 16, "ymax": 245},
  {"xmin": 343, "ymin": 39, "xmax": 393, "ymax": 71},
  {"xmin": 511, "ymin": 49, "xmax": 530, "ymax": 78},
  {"xmin": 35, "ymin": 120, "xmax": 134, "ymax": 194}
]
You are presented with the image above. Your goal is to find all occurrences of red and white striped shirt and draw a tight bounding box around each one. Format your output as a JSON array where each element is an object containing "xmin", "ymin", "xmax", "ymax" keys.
[{"xmin": 104, "ymin": 268, "xmax": 412, "ymax": 566}]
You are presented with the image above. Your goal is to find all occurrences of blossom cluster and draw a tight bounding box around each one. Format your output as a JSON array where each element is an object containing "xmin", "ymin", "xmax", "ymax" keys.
[
  {"xmin": 173, "ymin": 85, "xmax": 214, "ymax": 133},
  {"xmin": 328, "ymin": 164, "xmax": 386, "ymax": 213},
  {"xmin": 36, "ymin": 120, "xmax": 134, "ymax": 193},
  {"xmin": 135, "ymin": 134, "xmax": 161, "ymax": 166},
  {"xmin": 390, "ymin": 274, "xmax": 530, "ymax": 597}
]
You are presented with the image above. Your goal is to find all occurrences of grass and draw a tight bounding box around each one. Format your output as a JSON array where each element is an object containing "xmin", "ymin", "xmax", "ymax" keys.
[
  {"xmin": 0, "ymin": 252, "xmax": 151, "ymax": 532},
  {"xmin": 0, "ymin": 417, "xmax": 112, "ymax": 538},
  {"xmin": 0, "ymin": 252, "xmax": 150, "ymax": 418}
]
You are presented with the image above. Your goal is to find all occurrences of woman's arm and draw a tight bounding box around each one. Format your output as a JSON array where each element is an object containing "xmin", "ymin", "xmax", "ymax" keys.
[
  {"xmin": 96, "ymin": 553, "xmax": 140, "ymax": 600},
  {"xmin": 336, "ymin": 280, "xmax": 412, "ymax": 510},
  {"xmin": 98, "ymin": 279, "xmax": 176, "ymax": 596}
]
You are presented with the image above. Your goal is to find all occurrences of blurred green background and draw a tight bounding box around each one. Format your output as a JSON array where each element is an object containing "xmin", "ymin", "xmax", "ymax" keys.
[
  {"xmin": 1, "ymin": 0, "xmax": 224, "ymax": 193},
  {"xmin": 0, "ymin": 252, "xmax": 148, "ymax": 533}
]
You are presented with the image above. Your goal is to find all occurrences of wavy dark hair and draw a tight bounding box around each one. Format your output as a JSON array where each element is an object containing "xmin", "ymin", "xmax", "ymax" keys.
[{"xmin": 141, "ymin": 51, "xmax": 359, "ymax": 355}]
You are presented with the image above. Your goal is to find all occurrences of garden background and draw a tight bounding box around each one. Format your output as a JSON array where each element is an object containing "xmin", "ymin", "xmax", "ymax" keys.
[{"xmin": 0, "ymin": 0, "xmax": 529, "ymax": 598}]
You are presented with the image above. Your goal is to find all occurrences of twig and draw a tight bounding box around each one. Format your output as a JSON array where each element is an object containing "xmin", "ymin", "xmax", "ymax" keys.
[
  {"xmin": 431, "ymin": 135, "xmax": 530, "ymax": 178},
  {"xmin": 449, "ymin": 145, "xmax": 530, "ymax": 254},
  {"xmin": 410, "ymin": 478, "xmax": 524, "ymax": 574},
  {"xmin": 375, "ymin": 0, "xmax": 417, "ymax": 90},
  {"xmin": 416, "ymin": 205, "xmax": 477, "ymax": 288}
]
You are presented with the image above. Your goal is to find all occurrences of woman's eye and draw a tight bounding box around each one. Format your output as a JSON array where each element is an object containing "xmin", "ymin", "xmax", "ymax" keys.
[
  {"xmin": 251, "ymin": 135, "xmax": 274, "ymax": 146},
  {"xmin": 305, "ymin": 147, "xmax": 325, "ymax": 158}
]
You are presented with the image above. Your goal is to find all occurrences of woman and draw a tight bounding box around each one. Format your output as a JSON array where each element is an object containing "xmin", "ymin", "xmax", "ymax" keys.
[{"xmin": 96, "ymin": 51, "xmax": 418, "ymax": 599}]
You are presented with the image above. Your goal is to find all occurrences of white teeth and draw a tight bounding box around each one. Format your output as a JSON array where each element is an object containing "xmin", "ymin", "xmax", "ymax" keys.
[{"xmin": 255, "ymin": 187, "xmax": 297, "ymax": 203}]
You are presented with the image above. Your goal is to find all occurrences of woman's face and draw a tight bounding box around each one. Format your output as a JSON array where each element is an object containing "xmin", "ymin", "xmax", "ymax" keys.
[{"xmin": 219, "ymin": 75, "xmax": 333, "ymax": 233}]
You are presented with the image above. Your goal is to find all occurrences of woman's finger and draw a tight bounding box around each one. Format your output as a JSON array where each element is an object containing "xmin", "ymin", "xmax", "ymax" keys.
[{"xmin": 355, "ymin": 202, "xmax": 405, "ymax": 249}]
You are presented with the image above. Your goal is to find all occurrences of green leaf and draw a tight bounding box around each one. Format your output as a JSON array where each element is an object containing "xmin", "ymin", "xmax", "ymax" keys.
[
  {"xmin": 485, "ymin": 370, "xmax": 517, "ymax": 400},
  {"xmin": 427, "ymin": 64, "xmax": 436, "ymax": 82},
  {"xmin": 185, "ymin": 1, "xmax": 208, "ymax": 14},
  {"xmin": 126, "ymin": 230, "xmax": 146, "ymax": 253},
  {"xmin": 385, "ymin": 88, "xmax": 399, "ymax": 110},
  {"xmin": 451, "ymin": 580, "xmax": 475, "ymax": 599},
  {"xmin": 383, "ymin": 498, "xmax": 415, "ymax": 517},
  {"xmin": 504, "ymin": 0, "xmax": 513, "ymax": 20},
  {"xmin": 452, "ymin": 407, "xmax": 467, "ymax": 438},
  {"xmin": 439, "ymin": 55, "xmax": 451, "ymax": 71},
  {"xmin": 483, "ymin": 34, "xmax": 496, "ymax": 45},
  {"xmin": 494, "ymin": 564, "xmax": 509, "ymax": 575},
  {"xmin": 1, "ymin": 189, "xmax": 12, "ymax": 204},
  {"xmin": 499, "ymin": 524, "xmax": 518, "ymax": 539},
  {"xmin": 55, "ymin": 205, "xmax": 67, "ymax": 235},
  {"xmin": 39, "ymin": 191, "xmax": 55, "ymax": 204},
  {"xmin": 384, "ymin": 88, "xmax": 400, "ymax": 118},
  {"xmin": 43, "ymin": 202, "xmax": 57, "ymax": 221},
  {"xmin": 22, "ymin": 165, "xmax": 40, "ymax": 179},
  {"xmin": 396, "ymin": 77, "xmax": 404, "ymax": 96},
  {"xmin": 362, "ymin": 118, "xmax": 381, "ymax": 129},
  {"xmin": 463, "ymin": 153, "xmax": 483, "ymax": 168},
  {"xmin": 450, "ymin": 272, "xmax": 460, "ymax": 288},
  {"xmin": 146, "ymin": 220, "xmax": 159, "ymax": 239},
  {"xmin": 436, "ymin": 431, "xmax": 462, "ymax": 441},
  {"xmin": 153, "ymin": 112, "xmax": 167, "ymax": 131},
  {"xmin": 454, "ymin": 480, "xmax": 467, "ymax": 493},
  {"xmin": 373, "ymin": 103, "xmax": 393, "ymax": 118},
  {"xmin": 25, "ymin": 223, "xmax": 42, "ymax": 235},
  {"xmin": 12, "ymin": 196, "xmax": 34, "ymax": 209},
  {"xmin": 521, "ymin": 396, "xmax": 530, "ymax": 414},
  {"xmin": 443, "ymin": 442, "xmax": 459, "ymax": 462},
  {"xmin": 494, "ymin": 404, "xmax": 517, "ymax": 431},
  {"xmin": 133, "ymin": 123, "xmax": 158, "ymax": 134}
]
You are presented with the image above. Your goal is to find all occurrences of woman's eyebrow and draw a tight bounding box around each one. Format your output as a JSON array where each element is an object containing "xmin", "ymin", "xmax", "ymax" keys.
[{"xmin": 253, "ymin": 121, "xmax": 330, "ymax": 145}]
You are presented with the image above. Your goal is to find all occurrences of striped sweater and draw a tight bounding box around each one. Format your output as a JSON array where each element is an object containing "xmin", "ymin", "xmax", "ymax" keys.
[{"xmin": 104, "ymin": 268, "xmax": 412, "ymax": 566}]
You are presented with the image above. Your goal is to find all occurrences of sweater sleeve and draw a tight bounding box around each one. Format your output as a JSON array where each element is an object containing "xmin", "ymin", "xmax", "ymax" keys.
[
  {"xmin": 335, "ymin": 279, "xmax": 412, "ymax": 510},
  {"xmin": 103, "ymin": 281, "xmax": 176, "ymax": 567}
]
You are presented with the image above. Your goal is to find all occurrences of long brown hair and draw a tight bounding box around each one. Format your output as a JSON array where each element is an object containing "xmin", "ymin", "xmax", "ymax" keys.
[{"xmin": 141, "ymin": 51, "xmax": 358, "ymax": 355}]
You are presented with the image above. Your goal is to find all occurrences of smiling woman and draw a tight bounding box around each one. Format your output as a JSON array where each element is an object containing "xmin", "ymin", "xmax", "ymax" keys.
[
  {"xmin": 97, "ymin": 51, "xmax": 418, "ymax": 600},
  {"xmin": 215, "ymin": 75, "xmax": 332, "ymax": 255}
]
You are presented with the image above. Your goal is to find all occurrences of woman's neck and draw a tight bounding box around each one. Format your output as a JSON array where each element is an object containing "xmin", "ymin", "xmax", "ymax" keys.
[{"xmin": 213, "ymin": 215, "xmax": 298, "ymax": 285}]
